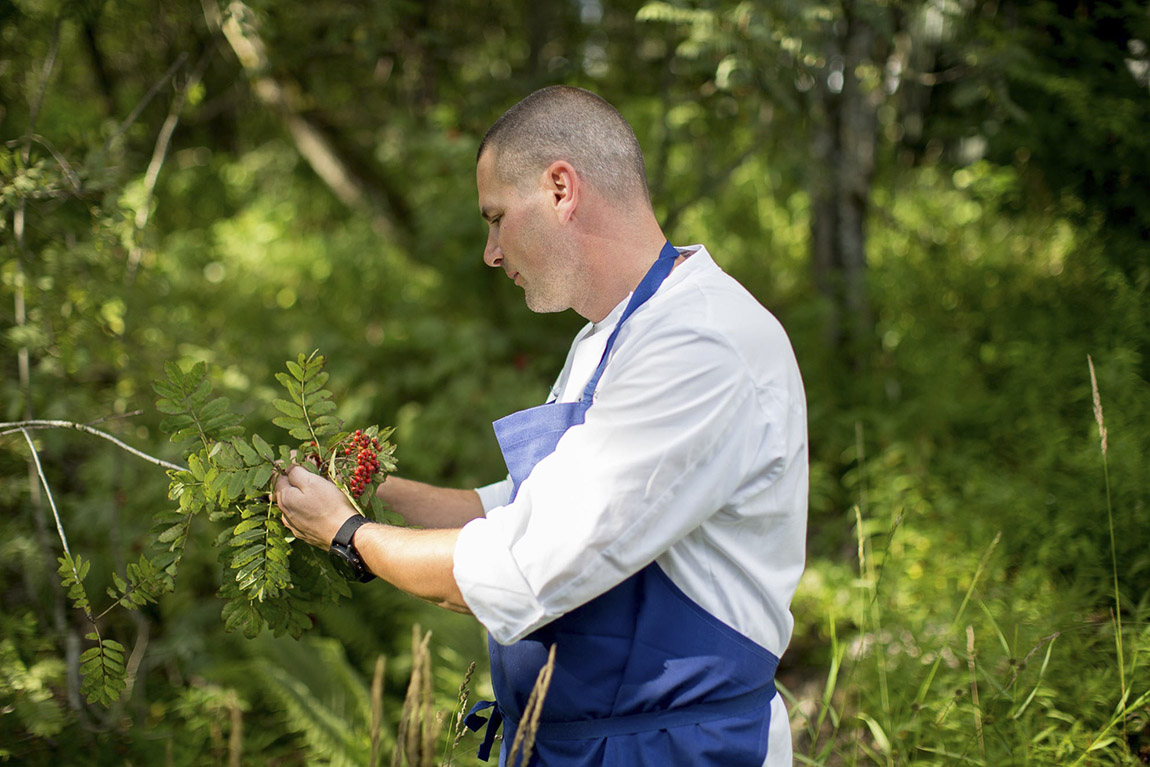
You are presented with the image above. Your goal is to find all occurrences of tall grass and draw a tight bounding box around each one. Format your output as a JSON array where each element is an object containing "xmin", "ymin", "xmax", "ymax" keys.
[{"xmin": 784, "ymin": 360, "xmax": 1147, "ymax": 766}]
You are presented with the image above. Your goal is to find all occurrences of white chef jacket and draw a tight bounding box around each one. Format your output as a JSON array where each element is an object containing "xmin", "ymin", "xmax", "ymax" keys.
[{"xmin": 454, "ymin": 245, "xmax": 807, "ymax": 766}]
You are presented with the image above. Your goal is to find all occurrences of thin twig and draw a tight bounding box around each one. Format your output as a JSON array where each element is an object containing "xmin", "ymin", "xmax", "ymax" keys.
[
  {"xmin": 25, "ymin": 133, "xmax": 82, "ymax": 191},
  {"xmin": 21, "ymin": 429, "xmax": 76, "ymax": 563},
  {"xmin": 126, "ymin": 51, "xmax": 211, "ymax": 283},
  {"xmin": 102, "ymin": 52, "xmax": 189, "ymax": 152},
  {"xmin": 23, "ymin": 21, "xmax": 62, "ymax": 164},
  {"xmin": 1, "ymin": 419, "xmax": 186, "ymax": 472}
]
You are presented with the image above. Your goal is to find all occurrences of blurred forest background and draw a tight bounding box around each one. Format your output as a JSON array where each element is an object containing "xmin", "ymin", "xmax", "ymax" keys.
[{"xmin": 2, "ymin": 0, "xmax": 1149, "ymax": 764}]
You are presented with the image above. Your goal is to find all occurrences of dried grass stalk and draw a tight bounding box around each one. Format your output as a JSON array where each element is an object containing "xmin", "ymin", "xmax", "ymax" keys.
[
  {"xmin": 507, "ymin": 643, "xmax": 557, "ymax": 767},
  {"xmin": 447, "ymin": 660, "xmax": 477, "ymax": 765},
  {"xmin": 370, "ymin": 654, "xmax": 386, "ymax": 767},
  {"xmin": 1088, "ymin": 354, "xmax": 1108, "ymax": 456},
  {"xmin": 393, "ymin": 625, "xmax": 434, "ymax": 767}
]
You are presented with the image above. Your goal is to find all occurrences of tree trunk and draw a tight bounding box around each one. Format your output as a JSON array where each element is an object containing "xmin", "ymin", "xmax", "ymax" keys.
[{"xmin": 809, "ymin": 6, "xmax": 882, "ymax": 370}]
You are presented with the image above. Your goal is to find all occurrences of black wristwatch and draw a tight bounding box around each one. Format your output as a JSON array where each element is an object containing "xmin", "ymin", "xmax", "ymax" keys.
[{"xmin": 329, "ymin": 515, "xmax": 377, "ymax": 583}]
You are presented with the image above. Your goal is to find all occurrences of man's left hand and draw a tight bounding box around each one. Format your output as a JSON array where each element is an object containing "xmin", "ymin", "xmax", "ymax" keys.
[{"xmin": 274, "ymin": 465, "xmax": 356, "ymax": 548}]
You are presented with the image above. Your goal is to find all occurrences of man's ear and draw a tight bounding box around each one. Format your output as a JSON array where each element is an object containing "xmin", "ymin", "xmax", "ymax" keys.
[{"xmin": 544, "ymin": 161, "xmax": 579, "ymax": 223}]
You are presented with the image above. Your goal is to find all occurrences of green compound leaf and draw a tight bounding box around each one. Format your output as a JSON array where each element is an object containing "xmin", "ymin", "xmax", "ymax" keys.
[
  {"xmin": 272, "ymin": 398, "xmax": 305, "ymax": 419},
  {"xmin": 78, "ymin": 634, "xmax": 127, "ymax": 705},
  {"xmin": 286, "ymin": 359, "xmax": 305, "ymax": 381}
]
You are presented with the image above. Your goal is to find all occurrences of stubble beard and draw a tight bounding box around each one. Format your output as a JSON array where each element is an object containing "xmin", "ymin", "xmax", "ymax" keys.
[{"xmin": 520, "ymin": 240, "xmax": 585, "ymax": 315}]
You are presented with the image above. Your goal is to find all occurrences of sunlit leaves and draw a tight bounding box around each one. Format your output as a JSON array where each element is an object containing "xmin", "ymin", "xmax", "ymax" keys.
[
  {"xmin": 153, "ymin": 361, "xmax": 243, "ymax": 446},
  {"xmin": 151, "ymin": 352, "xmax": 396, "ymax": 644},
  {"xmin": 272, "ymin": 351, "xmax": 341, "ymax": 445},
  {"xmin": 57, "ymin": 553, "xmax": 92, "ymax": 615}
]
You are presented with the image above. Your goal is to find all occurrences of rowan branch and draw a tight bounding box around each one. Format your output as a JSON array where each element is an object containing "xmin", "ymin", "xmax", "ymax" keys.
[
  {"xmin": 20, "ymin": 428, "xmax": 76, "ymax": 562},
  {"xmin": 1, "ymin": 419, "xmax": 187, "ymax": 473}
]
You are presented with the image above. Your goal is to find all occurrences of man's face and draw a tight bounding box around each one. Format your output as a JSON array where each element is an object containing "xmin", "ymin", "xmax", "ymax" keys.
[{"xmin": 476, "ymin": 149, "xmax": 581, "ymax": 314}]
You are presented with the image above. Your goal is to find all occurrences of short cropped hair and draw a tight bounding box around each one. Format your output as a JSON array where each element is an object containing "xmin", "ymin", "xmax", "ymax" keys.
[{"xmin": 478, "ymin": 86, "xmax": 651, "ymax": 206}]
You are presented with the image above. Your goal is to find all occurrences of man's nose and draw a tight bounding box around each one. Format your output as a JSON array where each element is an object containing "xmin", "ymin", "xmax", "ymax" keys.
[{"xmin": 483, "ymin": 233, "xmax": 502, "ymax": 268}]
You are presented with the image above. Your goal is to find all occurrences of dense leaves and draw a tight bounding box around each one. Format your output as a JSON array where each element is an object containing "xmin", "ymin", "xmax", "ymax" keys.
[{"xmin": 155, "ymin": 352, "xmax": 396, "ymax": 642}]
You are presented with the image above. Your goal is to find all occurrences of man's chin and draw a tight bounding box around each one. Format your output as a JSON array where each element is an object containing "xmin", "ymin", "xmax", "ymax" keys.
[{"xmin": 524, "ymin": 293, "xmax": 568, "ymax": 314}]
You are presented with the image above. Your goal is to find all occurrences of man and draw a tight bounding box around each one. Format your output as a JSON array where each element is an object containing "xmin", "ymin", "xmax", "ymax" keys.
[{"xmin": 275, "ymin": 86, "xmax": 808, "ymax": 766}]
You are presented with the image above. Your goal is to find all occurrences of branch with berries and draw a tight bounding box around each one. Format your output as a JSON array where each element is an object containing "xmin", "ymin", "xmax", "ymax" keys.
[{"xmin": 7, "ymin": 351, "xmax": 397, "ymax": 705}]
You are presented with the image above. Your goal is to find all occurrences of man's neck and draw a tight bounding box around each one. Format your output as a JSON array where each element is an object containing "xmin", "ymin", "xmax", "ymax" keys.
[{"xmin": 574, "ymin": 209, "xmax": 668, "ymax": 323}]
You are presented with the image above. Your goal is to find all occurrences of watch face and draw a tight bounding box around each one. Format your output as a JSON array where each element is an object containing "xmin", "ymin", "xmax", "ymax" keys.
[{"xmin": 329, "ymin": 546, "xmax": 360, "ymax": 581}]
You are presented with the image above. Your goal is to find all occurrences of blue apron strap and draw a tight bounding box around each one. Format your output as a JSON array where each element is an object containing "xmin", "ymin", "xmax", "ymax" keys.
[
  {"xmin": 538, "ymin": 682, "xmax": 776, "ymax": 742},
  {"xmin": 581, "ymin": 241, "xmax": 679, "ymax": 403},
  {"xmin": 464, "ymin": 699, "xmax": 504, "ymax": 762}
]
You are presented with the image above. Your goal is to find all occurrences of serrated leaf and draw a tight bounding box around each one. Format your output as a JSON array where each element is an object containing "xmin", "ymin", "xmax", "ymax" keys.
[
  {"xmin": 231, "ymin": 543, "xmax": 266, "ymax": 569},
  {"xmin": 250, "ymin": 463, "xmax": 275, "ymax": 491},
  {"xmin": 230, "ymin": 527, "xmax": 265, "ymax": 547},
  {"xmin": 303, "ymin": 371, "xmax": 329, "ymax": 395},
  {"xmin": 152, "ymin": 379, "xmax": 181, "ymax": 399},
  {"xmin": 203, "ymin": 413, "xmax": 243, "ymax": 435},
  {"xmin": 286, "ymin": 360, "xmax": 305, "ymax": 381},
  {"xmin": 288, "ymin": 427, "xmax": 312, "ymax": 441},
  {"xmin": 200, "ymin": 396, "xmax": 231, "ymax": 419},
  {"xmin": 284, "ymin": 376, "xmax": 304, "ymax": 404},
  {"xmin": 226, "ymin": 470, "xmax": 247, "ymax": 501},
  {"xmin": 308, "ymin": 399, "xmax": 337, "ymax": 416},
  {"xmin": 271, "ymin": 415, "xmax": 301, "ymax": 432},
  {"xmin": 216, "ymin": 425, "xmax": 244, "ymax": 440},
  {"xmin": 272, "ymin": 399, "xmax": 305, "ymax": 419},
  {"xmin": 214, "ymin": 450, "xmax": 243, "ymax": 474},
  {"xmin": 232, "ymin": 437, "xmax": 259, "ymax": 466},
  {"xmin": 233, "ymin": 516, "xmax": 266, "ymax": 536},
  {"xmin": 157, "ymin": 521, "xmax": 187, "ymax": 544},
  {"xmin": 155, "ymin": 398, "xmax": 185, "ymax": 415},
  {"xmin": 191, "ymin": 376, "xmax": 212, "ymax": 405},
  {"xmin": 159, "ymin": 414, "xmax": 194, "ymax": 432},
  {"xmin": 171, "ymin": 426, "xmax": 201, "ymax": 443},
  {"xmin": 187, "ymin": 452, "xmax": 205, "ymax": 480},
  {"xmin": 163, "ymin": 361, "xmax": 184, "ymax": 385},
  {"xmin": 251, "ymin": 433, "xmax": 276, "ymax": 462}
]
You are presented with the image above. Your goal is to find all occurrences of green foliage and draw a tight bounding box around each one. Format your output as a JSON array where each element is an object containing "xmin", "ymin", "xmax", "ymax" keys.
[
  {"xmin": 78, "ymin": 632, "xmax": 127, "ymax": 707},
  {"xmin": 0, "ymin": 635, "xmax": 66, "ymax": 744},
  {"xmin": 154, "ymin": 351, "xmax": 396, "ymax": 641}
]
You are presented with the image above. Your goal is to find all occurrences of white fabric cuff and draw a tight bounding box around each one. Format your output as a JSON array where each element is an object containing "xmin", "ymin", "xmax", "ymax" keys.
[
  {"xmin": 473, "ymin": 476, "xmax": 513, "ymax": 513},
  {"xmin": 453, "ymin": 514, "xmax": 547, "ymax": 646}
]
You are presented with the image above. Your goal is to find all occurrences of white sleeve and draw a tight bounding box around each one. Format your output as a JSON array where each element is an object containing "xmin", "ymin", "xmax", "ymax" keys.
[
  {"xmin": 453, "ymin": 325, "xmax": 781, "ymax": 645},
  {"xmin": 474, "ymin": 476, "xmax": 513, "ymax": 513}
]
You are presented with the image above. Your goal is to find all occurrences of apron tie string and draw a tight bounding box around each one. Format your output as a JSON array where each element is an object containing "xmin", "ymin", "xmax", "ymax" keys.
[{"xmin": 464, "ymin": 699, "xmax": 504, "ymax": 762}]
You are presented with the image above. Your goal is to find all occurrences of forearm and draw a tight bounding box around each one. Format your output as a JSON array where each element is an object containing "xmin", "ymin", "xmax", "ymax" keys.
[
  {"xmin": 274, "ymin": 466, "xmax": 473, "ymax": 614},
  {"xmin": 376, "ymin": 476, "xmax": 485, "ymax": 529},
  {"xmin": 354, "ymin": 523, "xmax": 470, "ymax": 613}
]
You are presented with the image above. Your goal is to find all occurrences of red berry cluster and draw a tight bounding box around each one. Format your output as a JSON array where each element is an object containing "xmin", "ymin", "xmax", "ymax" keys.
[{"xmin": 343, "ymin": 430, "xmax": 382, "ymax": 498}]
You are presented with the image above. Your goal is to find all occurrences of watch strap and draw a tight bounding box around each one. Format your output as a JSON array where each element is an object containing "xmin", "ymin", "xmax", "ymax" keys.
[
  {"xmin": 332, "ymin": 514, "xmax": 373, "ymax": 548},
  {"xmin": 330, "ymin": 514, "xmax": 376, "ymax": 582}
]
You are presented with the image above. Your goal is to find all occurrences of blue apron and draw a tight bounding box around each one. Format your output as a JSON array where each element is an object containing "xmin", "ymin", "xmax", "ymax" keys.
[{"xmin": 467, "ymin": 242, "xmax": 780, "ymax": 766}]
